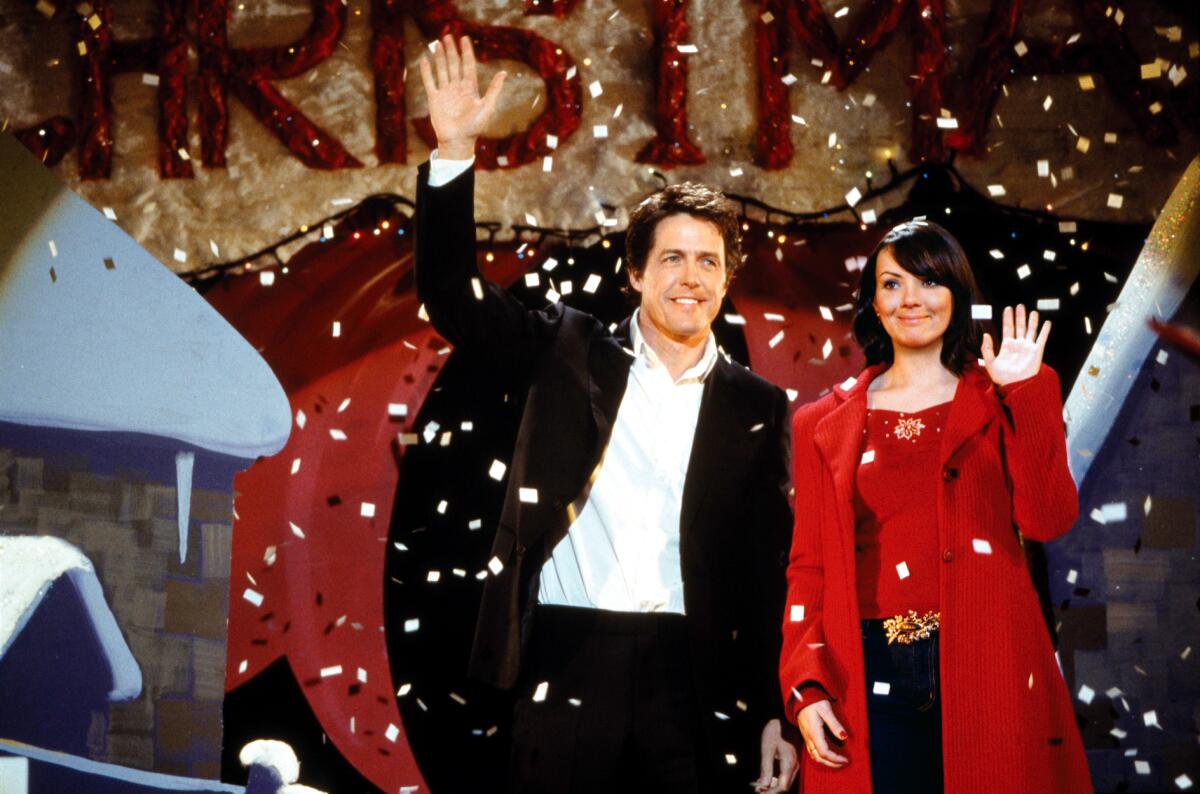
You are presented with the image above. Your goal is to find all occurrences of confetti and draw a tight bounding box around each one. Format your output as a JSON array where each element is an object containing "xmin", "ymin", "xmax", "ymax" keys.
[
  {"xmin": 436, "ymin": 499, "xmax": 448, "ymax": 514},
  {"xmin": 1036, "ymin": 299, "xmax": 1060, "ymax": 311},
  {"xmin": 971, "ymin": 305, "xmax": 993, "ymax": 320},
  {"xmin": 896, "ymin": 561, "xmax": 910, "ymax": 579},
  {"xmin": 872, "ymin": 681, "xmax": 891, "ymax": 695},
  {"xmin": 588, "ymin": 80, "xmax": 603, "ymax": 98},
  {"xmin": 677, "ymin": 43, "xmax": 698, "ymax": 53},
  {"xmin": 1078, "ymin": 684, "xmax": 1095, "ymax": 704},
  {"xmin": 861, "ymin": 449, "xmax": 876, "ymax": 464},
  {"xmin": 1042, "ymin": 95, "xmax": 1053, "ymax": 111},
  {"xmin": 329, "ymin": 429, "xmax": 347, "ymax": 441},
  {"xmin": 173, "ymin": 247, "xmax": 187, "ymax": 263},
  {"xmin": 519, "ymin": 487, "xmax": 539, "ymax": 504},
  {"xmin": 729, "ymin": 166, "xmax": 744, "ymax": 177},
  {"xmin": 360, "ymin": 502, "xmax": 376, "ymax": 518},
  {"xmin": 845, "ymin": 187, "xmax": 862, "ymax": 207},
  {"xmin": 724, "ymin": 313, "xmax": 746, "ymax": 325},
  {"xmin": 320, "ymin": 665, "xmax": 342, "ymax": 678},
  {"xmin": 1175, "ymin": 774, "xmax": 1193, "ymax": 790},
  {"xmin": 987, "ymin": 184, "xmax": 1006, "ymax": 197},
  {"xmin": 1135, "ymin": 760, "xmax": 1151, "ymax": 775},
  {"xmin": 861, "ymin": 208, "xmax": 877, "ymax": 225},
  {"xmin": 1104, "ymin": 132, "xmax": 1118, "ymax": 144},
  {"xmin": 1017, "ymin": 264, "xmax": 1031, "ymax": 279},
  {"xmin": 1078, "ymin": 75, "xmax": 1095, "ymax": 90},
  {"xmin": 936, "ymin": 117, "xmax": 958, "ymax": 129},
  {"xmin": 1037, "ymin": 160, "xmax": 1050, "ymax": 177},
  {"xmin": 790, "ymin": 604, "xmax": 805, "ymax": 622},
  {"xmin": 532, "ymin": 681, "xmax": 549, "ymax": 702},
  {"xmin": 35, "ymin": 0, "xmax": 55, "ymax": 17},
  {"xmin": 592, "ymin": 124, "xmax": 608, "ymax": 139},
  {"xmin": 290, "ymin": 458, "xmax": 301, "ymax": 475},
  {"xmin": 332, "ymin": 321, "xmax": 342, "ymax": 337},
  {"xmin": 488, "ymin": 460, "xmax": 507, "ymax": 480},
  {"xmin": 102, "ymin": 206, "xmax": 117, "ymax": 220},
  {"xmin": 1140, "ymin": 62, "xmax": 1162, "ymax": 80},
  {"xmin": 1107, "ymin": 193, "xmax": 1124, "ymax": 209},
  {"xmin": 385, "ymin": 724, "xmax": 400, "ymax": 742},
  {"xmin": 289, "ymin": 521, "xmax": 305, "ymax": 538},
  {"xmin": 545, "ymin": 134, "xmax": 558, "ymax": 150},
  {"xmin": 989, "ymin": 249, "xmax": 1004, "ymax": 260},
  {"xmin": 768, "ymin": 330, "xmax": 784, "ymax": 348},
  {"xmin": 357, "ymin": 668, "xmax": 367, "ymax": 683},
  {"xmin": 524, "ymin": 272, "xmax": 540, "ymax": 288},
  {"xmin": 821, "ymin": 339, "xmax": 833, "ymax": 359},
  {"xmin": 1013, "ymin": 40, "xmax": 1028, "ymax": 56},
  {"xmin": 404, "ymin": 618, "xmax": 420, "ymax": 633},
  {"xmin": 1143, "ymin": 710, "xmax": 1160, "ymax": 728},
  {"xmin": 471, "ymin": 277, "xmax": 484, "ymax": 300},
  {"xmin": 542, "ymin": 257, "xmax": 559, "ymax": 272},
  {"xmin": 840, "ymin": 376, "xmax": 858, "ymax": 391},
  {"xmin": 972, "ymin": 538, "xmax": 993, "ymax": 554},
  {"xmin": 583, "ymin": 274, "xmax": 602, "ymax": 293},
  {"xmin": 819, "ymin": 306, "xmax": 834, "ymax": 321},
  {"xmin": 259, "ymin": 271, "xmax": 275, "ymax": 286},
  {"xmin": 724, "ymin": 754, "xmax": 738, "ymax": 765},
  {"xmin": 397, "ymin": 683, "xmax": 411, "ymax": 696},
  {"xmin": 1076, "ymin": 137, "xmax": 1091, "ymax": 154},
  {"xmin": 238, "ymin": 660, "xmax": 248, "ymax": 674},
  {"xmin": 388, "ymin": 403, "xmax": 408, "ymax": 418},
  {"xmin": 243, "ymin": 588, "xmax": 263, "ymax": 607},
  {"xmin": 543, "ymin": 156, "xmax": 553, "ymax": 173}
]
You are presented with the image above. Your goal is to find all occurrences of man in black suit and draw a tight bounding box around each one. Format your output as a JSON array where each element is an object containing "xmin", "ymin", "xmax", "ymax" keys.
[{"xmin": 415, "ymin": 35, "xmax": 797, "ymax": 794}]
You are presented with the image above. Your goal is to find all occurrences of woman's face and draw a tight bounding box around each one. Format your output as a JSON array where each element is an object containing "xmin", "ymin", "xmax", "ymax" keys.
[{"xmin": 871, "ymin": 247, "xmax": 954, "ymax": 354}]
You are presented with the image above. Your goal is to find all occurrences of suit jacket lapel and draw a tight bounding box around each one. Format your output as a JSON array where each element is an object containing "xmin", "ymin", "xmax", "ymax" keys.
[
  {"xmin": 587, "ymin": 316, "xmax": 635, "ymax": 466},
  {"xmin": 679, "ymin": 358, "xmax": 740, "ymax": 541}
]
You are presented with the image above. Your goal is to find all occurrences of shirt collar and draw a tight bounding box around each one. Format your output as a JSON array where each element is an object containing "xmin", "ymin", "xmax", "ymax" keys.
[{"xmin": 629, "ymin": 309, "xmax": 719, "ymax": 384}]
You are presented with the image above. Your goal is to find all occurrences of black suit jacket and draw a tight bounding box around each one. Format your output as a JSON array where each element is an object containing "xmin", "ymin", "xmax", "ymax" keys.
[{"xmin": 414, "ymin": 161, "xmax": 792, "ymax": 736}]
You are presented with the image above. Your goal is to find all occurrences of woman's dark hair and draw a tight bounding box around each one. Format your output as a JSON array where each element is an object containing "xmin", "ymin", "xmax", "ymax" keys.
[
  {"xmin": 852, "ymin": 220, "xmax": 983, "ymax": 375},
  {"xmin": 624, "ymin": 182, "xmax": 743, "ymax": 293}
]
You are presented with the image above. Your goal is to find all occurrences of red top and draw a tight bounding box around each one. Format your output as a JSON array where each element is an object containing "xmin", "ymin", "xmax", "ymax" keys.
[{"xmin": 853, "ymin": 402, "xmax": 949, "ymax": 618}]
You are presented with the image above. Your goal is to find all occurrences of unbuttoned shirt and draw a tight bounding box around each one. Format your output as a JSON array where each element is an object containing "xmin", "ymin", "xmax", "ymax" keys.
[{"xmin": 429, "ymin": 150, "xmax": 716, "ymax": 614}]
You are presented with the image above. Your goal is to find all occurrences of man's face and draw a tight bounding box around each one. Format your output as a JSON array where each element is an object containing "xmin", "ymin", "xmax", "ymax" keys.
[{"xmin": 629, "ymin": 213, "xmax": 729, "ymax": 347}]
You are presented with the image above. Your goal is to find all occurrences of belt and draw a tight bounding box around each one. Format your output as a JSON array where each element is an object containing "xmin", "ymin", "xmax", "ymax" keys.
[{"xmin": 882, "ymin": 609, "xmax": 940, "ymax": 645}]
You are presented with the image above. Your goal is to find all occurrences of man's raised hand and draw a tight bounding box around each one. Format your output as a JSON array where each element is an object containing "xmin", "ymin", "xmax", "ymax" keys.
[{"xmin": 417, "ymin": 35, "xmax": 506, "ymax": 161}]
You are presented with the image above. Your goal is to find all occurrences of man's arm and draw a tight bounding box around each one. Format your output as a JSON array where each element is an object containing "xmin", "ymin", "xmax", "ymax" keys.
[
  {"xmin": 746, "ymin": 386, "xmax": 799, "ymax": 792},
  {"xmin": 415, "ymin": 36, "xmax": 557, "ymax": 379}
]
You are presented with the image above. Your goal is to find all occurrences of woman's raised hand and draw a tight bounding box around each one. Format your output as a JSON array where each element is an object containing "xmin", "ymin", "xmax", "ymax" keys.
[
  {"xmin": 796, "ymin": 699, "xmax": 849, "ymax": 769},
  {"xmin": 982, "ymin": 304, "xmax": 1050, "ymax": 387},
  {"xmin": 417, "ymin": 35, "xmax": 507, "ymax": 161}
]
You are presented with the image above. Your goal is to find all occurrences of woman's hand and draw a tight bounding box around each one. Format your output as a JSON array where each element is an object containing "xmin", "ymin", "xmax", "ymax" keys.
[
  {"xmin": 982, "ymin": 304, "xmax": 1050, "ymax": 387},
  {"xmin": 796, "ymin": 699, "xmax": 849, "ymax": 768},
  {"xmin": 417, "ymin": 35, "xmax": 507, "ymax": 160}
]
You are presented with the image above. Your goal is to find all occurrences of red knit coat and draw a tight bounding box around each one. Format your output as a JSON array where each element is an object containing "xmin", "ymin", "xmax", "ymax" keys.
[{"xmin": 780, "ymin": 363, "xmax": 1093, "ymax": 793}]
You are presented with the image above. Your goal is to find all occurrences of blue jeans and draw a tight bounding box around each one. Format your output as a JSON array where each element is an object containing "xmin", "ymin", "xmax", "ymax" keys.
[{"xmin": 861, "ymin": 618, "xmax": 944, "ymax": 793}]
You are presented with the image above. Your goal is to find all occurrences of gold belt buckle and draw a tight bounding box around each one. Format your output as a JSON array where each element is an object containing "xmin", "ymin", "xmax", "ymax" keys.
[{"xmin": 882, "ymin": 610, "xmax": 940, "ymax": 645}]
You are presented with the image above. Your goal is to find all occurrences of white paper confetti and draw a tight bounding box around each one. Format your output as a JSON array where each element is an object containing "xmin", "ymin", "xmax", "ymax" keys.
[
  {"xmin": 790, "ymin": 604, "xmax": 805, "ymax": 622},
  {"xmin": 872, "ymin": 681, "xmax": 891, "ymax": 696},
  {"xmin": 532, "ymin": 681, "xmax": 549, "ymax": 702},
  {"xmin": 972, "ymin": 538, "xmax": 993, "ymax": 554}
]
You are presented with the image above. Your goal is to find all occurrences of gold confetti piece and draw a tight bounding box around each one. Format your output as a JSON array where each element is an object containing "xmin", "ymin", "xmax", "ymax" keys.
[
  {"xmin": 36, "ymin": 0, "xmax": 55, "ymax": 17},
  {"xmin": 1190, "ymin": 43, "xmax": 1199, "ymax": 59},
  {"xmin": 49, "ymin": 267, "xmax": 57, "ymax": 282},
  {"xmin": 1078, "ymin": 75, "xmax": 1095, "ymax": 90},
  {"xmin": 1043, "ymin": 249, "xmax": 1056, "ymax": 261},
  {"xmin": 1104, "ymin": 131, "xmax": 1118, "ymax": 144},
  {"xmin": 1141, "ymin": 62, "xmax": 1161, "ymax": 80},
  {"xmin": 1114, "ymin": 8, "xmax": 1124, "ymax": 25},
  {"xmin": 86, "ymin": 12, "xmax": 100, "ymax": 29},
  {"xmin": 1013, "ymin": 40, "xmax": 1028, "ymax": 56},
  {"xmin": 1077, "ymin": 136, "xmax": 1091, "ymax": 153},
  {"xmin": 862, "ymin": 208, "xmax": 878, "ymax": 225},
  {"xmin": 101, "ymin": 257, "xmax": 115, "ymax": 271},
  {"xmin": 821, "ymin": 70, "xmax": 832, "ymax": 84},
  {"xmin": 1149, "ymin": 101, "xmax": 1163, "ymax": 115},
  {"xmin": 1107, "ymin": 193, "xmax": 1124, "ymax": 209},
  {"xmin": 760, "ymin": 11, "xmax": 774, "ymax": 23},
  {"xmin": 76, "ymin": 40, "xmax": 87, "ymax": 56},
  {"xmin": 545, "ymin": 287, "xmax": 561, "ymax": 303}
]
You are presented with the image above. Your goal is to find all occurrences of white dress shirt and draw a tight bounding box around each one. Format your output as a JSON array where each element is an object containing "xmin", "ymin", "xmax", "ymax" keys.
[{"xmin": 427, "ymin": 152, "xmax": 718, "ymax": 614}]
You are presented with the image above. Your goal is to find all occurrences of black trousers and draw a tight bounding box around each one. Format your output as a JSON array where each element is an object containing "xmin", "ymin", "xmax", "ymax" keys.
[
  {"xmin": 861, "ymin": 618, "xmax": 944, "ymax": 794},
  {"xmin": 507, "ymin": 605, "xmax": 711, "ymax": 794}
]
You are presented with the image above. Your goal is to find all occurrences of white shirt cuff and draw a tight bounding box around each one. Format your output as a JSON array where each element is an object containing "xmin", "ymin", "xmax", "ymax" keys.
[{"xmin": 428, "ymin": 149, "xmax": 475, "ymax": 187}]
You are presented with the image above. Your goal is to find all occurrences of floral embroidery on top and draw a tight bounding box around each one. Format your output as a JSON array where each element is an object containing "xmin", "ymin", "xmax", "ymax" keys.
[{"xmin": 893, "ymin": 416, "xmax": 926, "ymax": 441}]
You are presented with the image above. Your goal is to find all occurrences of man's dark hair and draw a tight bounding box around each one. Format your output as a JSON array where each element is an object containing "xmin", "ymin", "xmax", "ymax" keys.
[
  {"xmin": 624, "ymin": 182, "xmax": 743, "ymax": 291},
  {"xmin": 853, "ymin": 220, "xmax": 984, "ymax": 375}
]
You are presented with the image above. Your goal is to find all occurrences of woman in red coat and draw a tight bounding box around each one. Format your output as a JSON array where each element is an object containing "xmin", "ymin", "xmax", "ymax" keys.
[{"xmin": 779, "ymin": 221, "xmax": 1092, "ymax": 793}]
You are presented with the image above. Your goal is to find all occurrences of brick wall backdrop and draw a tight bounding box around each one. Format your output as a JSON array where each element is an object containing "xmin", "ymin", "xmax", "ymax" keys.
[{"xmin": 0, "ymin": 442, "xmax": 233, "ymax": 779}]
